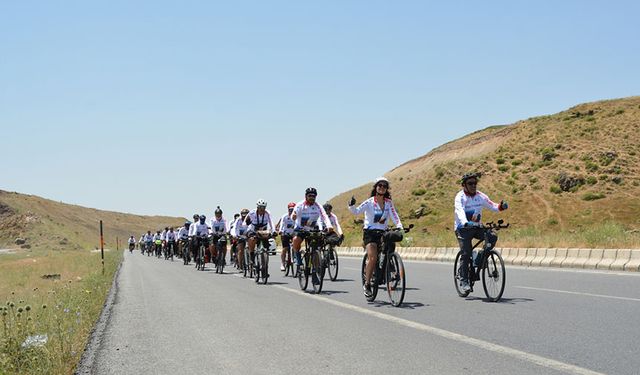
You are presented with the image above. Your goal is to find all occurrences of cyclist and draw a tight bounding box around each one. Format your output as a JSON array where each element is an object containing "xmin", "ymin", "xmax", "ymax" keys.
[
  {"xmin": 348, "ymin": 177, "xmax": 403, "ymax": 298},
  {"xmin": 188, "ymin": 213, "xmax": 200, "ymax": 260},
  {"xmin": 291, "ymin": 187, "xmax": 334, "ymax": 284},
  {"xmin": 144, "ymin": 231, "xmax": 153, "ymax": 254},
  {"xmin": 160, "ymin": 227, "xmax": 168, "ymax": 254},
  {"xmin": 153, "ymin": 230, "xmax": 163, "ymax": 256},
  {"xmin": 232, "ymin": 209, "xmax": 250, "ymax": 271},
  {"xmin": 229, "ymin": 213, "xmax": 240, "ymax": 264},
  {"xmin": 128, "ymin": 236, "xmax": 136, "ymax": 252},
  {"xmin": 454, "ymin": 172, "xmax": 508, "ymax": 293},
  {"xmin": 193, "ymin": 215, "xmax": 210, "ymax": 264},
  {"xmin": 277, "ymin": 202, "xmax": 296, "ymax": 271},
  {"xmin": 177, "ymin": 221, "xmax": 191, "ymax": 258},
  {"xmin": 166, "ymin": 227, "xmax": 177, "ymax": 259},
  {"xmin": 322, "ymin": 203, "xmax": 344, "ymax": 246},
  {"xmin": 138, "ymin": 234, "xmax": 145, "ymax": 251},
  {"xmin": 210, "ymin": 206, "xmax": 230, "ymax": 265},
  {"xmin": 245, "ymin": 199, "xmax": 277, "ymax": 274}
]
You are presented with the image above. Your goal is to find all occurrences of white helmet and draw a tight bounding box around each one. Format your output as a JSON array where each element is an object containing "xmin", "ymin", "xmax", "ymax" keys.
[
  {"xmin": 256, "ymin": 198, "xmax": 267, "ymax": 207},
  {"xmin": 375, "ymin": 176, "xmax": 389, "ymax": 185}
]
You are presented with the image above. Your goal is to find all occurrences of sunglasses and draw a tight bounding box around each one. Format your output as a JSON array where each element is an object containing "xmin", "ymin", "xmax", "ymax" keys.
[
  {"xmin": 466, "ymin": 181, "xmax": 477, "ymax": 186},
  {"xmin": 377, "ymin": 184, "xmax": 389, "ymax": 188},
  {"xmin": 306, "ymin": 194, "xmax": 317, "ymax": 198}
]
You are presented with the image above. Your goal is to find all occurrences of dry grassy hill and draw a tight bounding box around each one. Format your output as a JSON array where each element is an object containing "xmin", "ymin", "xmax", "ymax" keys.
[
  {"xmin": 0, "ymin": 190, "xmax": 185, "ymax": 251},
  {"xmin": 330, "ymin": 96, "xmax": 640, "ymax": 248}
]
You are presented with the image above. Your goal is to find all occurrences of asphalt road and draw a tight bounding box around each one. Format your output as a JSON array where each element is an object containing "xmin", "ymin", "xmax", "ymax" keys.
[{"xmin": 94, "ymin": 250, "xmax": 640, "ymax": 375}]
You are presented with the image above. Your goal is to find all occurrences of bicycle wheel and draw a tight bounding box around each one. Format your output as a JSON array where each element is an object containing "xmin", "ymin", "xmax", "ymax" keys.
[
  {"xmin": 453, "ymin": 251, "xmax": 470, "ymax": 297},
  {"xmin": 261, "ymin": 252, "xmax": 269, "ymax": 285},
  {"xmin": 361, "ymin": 253, "xmax": 378, "ymax": 302},
  {"xmin": 386, "ymin": 253, "xmax": 406, "ymax": 307},
  {"xmin": 254, "ymin": 252, "xmax": 261, "ymax": 283},
  {"xmin": 285, "ymin": 248, "xmax": 295, "ymax": 277},
  {"xmin": 482, "ymin": 251, "xmax": 505, "ymax": 302},
  {"xmin": 328, "ymin": 248, "xmax": 339, "ymax": 281},
  {"xmin": 298, "ymin": 254, "xmax": 308, "ymax": 291},
  {"xmin": 311, "ymin": 251, "xmax": 323, "ymax": 294}
]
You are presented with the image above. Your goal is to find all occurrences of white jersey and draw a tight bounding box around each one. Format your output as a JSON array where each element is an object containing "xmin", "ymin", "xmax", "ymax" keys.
[
  {"xmin": 292, "ymin": 200, "xmax": 332, "ymax": 231},
  {"xmin": 153, "ymin": 233, "xmax": 162, "ymax": 242},
  {"xmin": 166, "ymin": 231, "xmax": 176, "ymax": 241},
  {"xmin": 160, "ymin": 230, "xmax": 167, "ymax": 241},
  {"xmin": 349, "ymin": 197, "xmax": 402, "ymax": 231},
  {"xmin": 177, "ymin": 227, "xmax": 190, "ymax": 240},
  {"xmin": 193, "ymin": 222, "xmax": 209, "ymax": 237},
  {"xmin": 232, "ymin": 217, "xmax": 249, "ymax": 237},
  {"xmin": 144, "ymin": 234, "xmax": 153, "ymax": 242},
  {"xmin": 278, "ymin": 213, "xmax": 295, "ymax": 236},
  {"xmin": 138, "ymin": 236, "xmax": 145, "ymax": 243},
  {"xmin": 210, "ymin": 217, "xmax": 230, "ymax": 235},
  {"xmin": 326, "ymin": 213, "xmax": 343, "ymax": 236},
  {"xmin": 128, "ymin": 237, "xmax": 136, "ymax": 244},
  {"xmin": 454, "ymin": 190, "xmax": 501, "ymax": 230},
  {"xmin": 244, "ymin": 209, "xmax": 275, "ymax": 232}
]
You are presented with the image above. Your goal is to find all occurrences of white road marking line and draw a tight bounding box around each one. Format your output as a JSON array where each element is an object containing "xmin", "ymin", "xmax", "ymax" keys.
[
  {"xmin": 514, "ymin": 286, "xmax": 640, "ymax": 302},
  {"xmin": 343, "ymin": 267, "xmax": 360, "ymax": 271},
  {"xmin": 272, "ymin": 284, "xmax": 604, "ymax": 375}
]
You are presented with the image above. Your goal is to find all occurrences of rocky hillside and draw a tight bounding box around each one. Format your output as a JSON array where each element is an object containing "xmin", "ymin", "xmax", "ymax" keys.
[
  {"xmin": 0, "ymin": 190, "xmax": 185, "ymax": 251},
  {"xmin": 330, "ymin": 96, "xmax": 640, "ymax": 248}
]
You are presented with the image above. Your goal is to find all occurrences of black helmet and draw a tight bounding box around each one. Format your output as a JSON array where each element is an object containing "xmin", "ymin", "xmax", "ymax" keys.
[
  {"xmin": 184, "ymin": 221, "xmax": 191, "ymax": 227},
  {"xmin": 199, "ymin": 215, "xmax": 206, "ymax": 221},
  {"xmin": 461, "ymin": 172, "xmax": 480, "ymax": 184},
  {"xmin": 215, "ymin": 206, "xmax": 223, "ymax": 215},
  {"xmin": 323, "ymin": 203, "xmax": 332, "ymax": 211},
  {"xmin": 193, "ymin": 213, "xmax": 199, "ymax": 219},
  {"xmin": 305, "ymin": 187, "xmax": 317, "ymax": 196},
  {"xmin": 240, "ymin": 208, "xmax": 249, "ymax": 215}
]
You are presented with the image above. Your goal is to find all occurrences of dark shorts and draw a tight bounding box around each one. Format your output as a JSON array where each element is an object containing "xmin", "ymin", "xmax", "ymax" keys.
[
  {"xmin": 362, "ymin": 229, "xmax": 384, "ymax": 247},
  {"xmin": 280, "ymin": 234, "xmax": 292, "ymax": 248}
]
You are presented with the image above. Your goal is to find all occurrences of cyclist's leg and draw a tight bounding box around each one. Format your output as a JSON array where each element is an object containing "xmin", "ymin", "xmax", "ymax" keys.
[
  {"xmin": 237, "ymin": 241, "xmax": 245, "ymax": 269},
  {"xmin": 364, "ymin": 242, "xmax": 378, "ymax": 287},
  {"xmin": 292, "ymin": 235, "xmax": 303, "ymax": 265},
  {"xmin": 247, "ymin": 233, "xmax": 257, "ymax": 265}
]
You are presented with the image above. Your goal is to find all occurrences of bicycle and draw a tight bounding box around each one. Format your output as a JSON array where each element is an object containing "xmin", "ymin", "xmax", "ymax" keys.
[
  {"xmin": 145, "ymin": 242, "xmax": 153, "ymax": 256},
  {"xmin": 320, "ymin": 234, "xmax": 340, "ymax": 282},
  {"xmin": 453, "ymin": 220, "xmax": 509, "ymax": 302},
  {"xmin": 165, "ymin": 240, "xmax": 175, "ymax": 261},
  {"xmin": 155, "ymin": 240, "xmax": 163, "ymax": 258},
  {"xmin": 254, "ymin": 231, "xmax": 274, "ymax": 284},
  {"xmin": 213, "ymin": 234, "xmax": 227, "ymax": 274},
  {"xmin": 282, "ymin": 236, "xmax": 295, "ymax": 277},
  {"xmin": 129, "ymin": 243, "xmax": 135, "ymax": 253},
  {"xmin": 361, "ymin": 225, "xmax": 412, "ymax": 307},
  {"xmin": 236, "ymin": 235, "xmax": 252, "ymax": 278},
  {"xmin": 180, "ymin": 238, "xmax": 191, "ymax": 265},
  {"xmin": 296, "ymin": 229, "xmax": 324, "ymax": 294},
  {"xmin": 195, "ymin": 235, "xmax": 209, "ymax": 271}
]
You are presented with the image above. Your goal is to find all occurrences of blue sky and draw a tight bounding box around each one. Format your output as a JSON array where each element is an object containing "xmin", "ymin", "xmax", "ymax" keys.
[{"xmin": 1, "ymin": 1, "xmax": 639, "ymax": 220}]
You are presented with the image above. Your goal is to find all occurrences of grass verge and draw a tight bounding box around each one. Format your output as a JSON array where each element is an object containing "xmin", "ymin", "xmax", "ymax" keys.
[{"xmin": 0, "ymin": 249, "xmax": 122, "ymax": 375}]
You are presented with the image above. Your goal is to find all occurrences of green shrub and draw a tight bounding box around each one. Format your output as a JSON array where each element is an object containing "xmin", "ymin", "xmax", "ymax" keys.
[
  {"xmin": 498, "ymin": 165, "xmax": 510, "ymax": 172},
  {"xmin": 412, "ymin": 188, "xmax": 427, "ymax": 196},
  {"xmin": 529, "ymin": 176, "xmax": 538, "ymax": 184},
  {"xmin": 496, "ymin": 157, "xmax": 506, "ymax": 165},
  {"xmin": 586, "ymin": 176, "xmax": 597, "ymax": 185},
  {"xmin": 585, "ymin": 160, "xmax": 599, "ymax": 172},
  {"xmin": 511, "ymin": 159, "xmax": 523, "ymax": 166},
  {"xmin": 550, "ymin": 185, "xmax": 562, "ymax": 194},
  {"xmin": 547, "ymin": 218, "xmax": 559, "ymax": 226},
  {"xmin": 583, "ymin": 192, "xmax": 605, "ymax": 201}
]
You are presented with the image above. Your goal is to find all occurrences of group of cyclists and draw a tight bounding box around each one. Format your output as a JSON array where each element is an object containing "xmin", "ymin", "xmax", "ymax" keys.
[{"xmin": 127, "ymin": 173, "xmax": 508, "ymax": 302}]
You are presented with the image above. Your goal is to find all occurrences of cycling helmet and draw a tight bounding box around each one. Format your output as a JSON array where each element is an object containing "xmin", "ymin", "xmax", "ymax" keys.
[
  {"xmin": 256, "ymin": 199, "xmax": 267, "ymax": 208},
  {"xmin": 199, "ymin": 214, "xmax": 206, "ymax": 220},
  {"xmin": 323, "ymin": 203, "xmax": 333, "ymax": 211},
  {"xmin": 287, "ymin": 202, "xmax": 296, "ymax": 209},
  {"xmin": 241, "ymin": 208, "xmax": 249, "ymax": 215},
  {"xmin": 193, "ymin": 214, "xmax": 199, "ymax": 220},
  {"xmin": 215, "ymin": 206, "xmax": 223, "ymax": 215},
  {"xmin": 305, "ymin": 187, "xmax": 317, "ymax": 196},
  {"xmin": 184, "ymin": 221, "xmax": 191, "ymax": 227},
  {"xmin": 164, "ymin": 227, "xmax": 168, "ymax": 231},
  {"xmin": 461, "ymin": 172, "xmax": 480, "ymax": 184}
]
